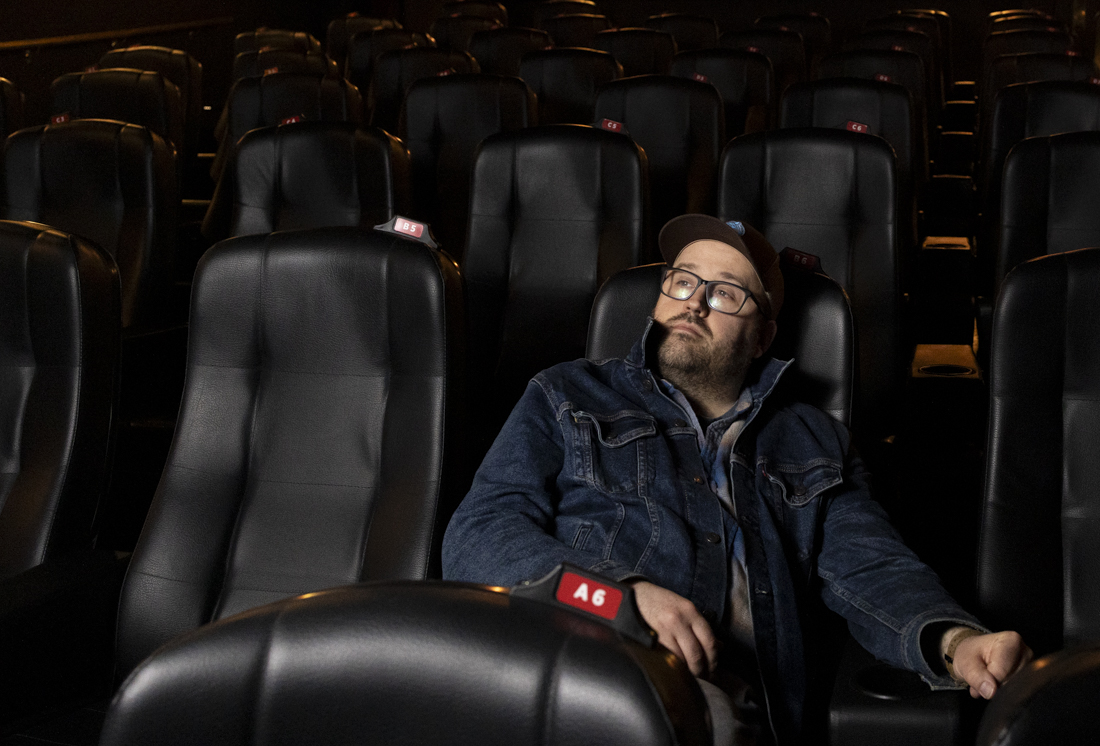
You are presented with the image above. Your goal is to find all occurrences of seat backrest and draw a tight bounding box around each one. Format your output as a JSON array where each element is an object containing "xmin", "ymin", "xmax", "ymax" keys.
[
  {"xmin": 0, "ymin": 78, "xmax": 24, "ymax": 141},
  {"xmin": 50, "ymin": 69, "xmax": 184, "ymax": 154},
  {"xmin": 531, "ymin": 0, "xmax": 599, "ymax": 26},
  {"xmin": 1, "ymin": 120, "xmax": 177, "ymax": 331},
  {"xmin": 102, "ymin": 582, "xmax": 709, "ymax": 746},
  {"xmin": 0, "ymin": 220, "xmax": 119, "ymax": 578},
  {"xmin": 114, "ymin": 225, "xmax": 466, "ymax": 677},
  {"xmin": 595, "ymin": 75, "xmax": 723, "ymax": 259},
  {"xmin": 815, "ymin": 49, "xmax": 928, "ymax": 134},
  {"xmin": 669, "ymin": 49, "xmax": 775, "ymax": 138},
  {"xmin": 518, "ymin": 48, "xmax": 621, "ymax": 124},
  {"xmin": 234, "ymin": 29, "xmax": 321, "ymax": 55},
  {"xmin": 214, "ymin": 74, "xmax": 363, "ymax": 180},
  {"xmin": 979, "ymin": 52, "xmax": 1098, "ymax": 135},
  {"xmin": 845, "ymin": 28, "xmax": 940, "ymax": 113},
  {"xmin": 469, "ymin": 27, "xmax": 552, "ymax": 77},
  {"xmin": 326, "ymin": 15, "xmax": 401, "ymax": 73},
  {"xmin": 720, "ymin": 28, "xmax": 806, "ymax": 97},
  {"xmin": 991, "ymin": 14, "xmax": 1065, "ymax": 33},
  {"xmin": 540, "ymin": 13, "xmax": 611, "ymax": 48},
  {"xmin": 429, "ymin": 14, "xmax": 501, "ymax": 53},
  {"xmin": 755, "ymin": 13, "xmax": 832, "ymax": 62},
  {"xmin": 463, "ymin": 125, "xmax": 646, "ymax": 444},
  {"xmin": 231, "ymin": 49, "xmax": 336, "ymax": 84},
  {"xmin": 368, "ymin": 47, "xmax": 479, "ymax": 135},
  {"xmin": 865, "ymin": 13, "xmax": 943, "ymax": 63},
  {"xmin": 995, "ymin": 131, "xmax": 1100, "ymax": 292},
  {"xmin": 98, "ymin": 47, "xmax": 202, "ymax": 144},
  {"xmin": 718, "ymin": 128, "xmax": 901, "ymax": 440},
  {"xmin": 345, "ymin": 29, "xmax": 433, "ymax": 105},
  {"xmin": 980, "ymin": 247, "xmax": 1100, "ymax": 654},
  {"xmin": 586, "ymin": 262, "xmax": 855, "ymax": 425},
  {"xmin": 441, "ymin": 1, "xmax": 508, "ymax": 24},
  {"xmin": 984, "ymin": 28, "xmax": 1074, "ymax": 71},
  {"xmin": 402, "ymin": 73, "xmax": 536, "ymax": 260},
  {"xmin": 201, "ymin": 122, "xmax": 411, "ymax": 243},
  {"xmin": 594, "ymin": 28, "xmax": 678, "ymax": 77},
  {"xmin": 643, "ymin": 13, "xmax": 719, "ymax": 52}
]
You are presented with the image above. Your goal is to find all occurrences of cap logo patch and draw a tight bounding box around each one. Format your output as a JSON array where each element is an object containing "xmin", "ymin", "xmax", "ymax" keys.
[
  {"xmin": 874, "ymin": 73, "xmax": 893, "ymax": 83},
  {"xmin": 692, "ymin": 72, "xmax": 709, "ymax": 83},
  {"xmin": 846, "ymin": 120, "xmax": 869, "ymax": 133},
  {"xmin": 726, "ymin": 220, "xmax": 745, "ymax": 235}
]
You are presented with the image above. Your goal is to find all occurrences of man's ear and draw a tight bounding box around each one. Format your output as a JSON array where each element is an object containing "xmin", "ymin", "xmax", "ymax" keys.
[{"xmin": 754, "ymin": 319, "xmax": 778, "ymax": 358}]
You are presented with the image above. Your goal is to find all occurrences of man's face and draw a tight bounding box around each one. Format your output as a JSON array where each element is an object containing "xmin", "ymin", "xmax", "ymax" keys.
[{"xmin": 652, "ymin": 240, "xmax": 773, "ymax": 387}]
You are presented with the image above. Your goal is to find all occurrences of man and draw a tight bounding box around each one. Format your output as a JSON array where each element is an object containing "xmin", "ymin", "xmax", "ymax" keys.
[{"xmin": 442, "ymin": 215, "xmax": 1031, "ymax": 745}]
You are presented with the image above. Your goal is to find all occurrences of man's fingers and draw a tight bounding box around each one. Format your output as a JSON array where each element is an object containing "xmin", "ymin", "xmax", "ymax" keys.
[
  {"xmin": 630, "ymin": 581, "xmax": 717, "ymax": 677},
  {"xmin": 690, "ymin": 617, "xmax": 719, "ymax": 674}
]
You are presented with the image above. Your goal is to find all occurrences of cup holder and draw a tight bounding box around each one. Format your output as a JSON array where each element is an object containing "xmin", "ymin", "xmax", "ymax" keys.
[
  {"xmin": 917, "ymin": 364, "xmax": 975, "ymax": 377},
  {"xmin": 853, "ymin": 664, "xmax": 933, "ymax": 700}
]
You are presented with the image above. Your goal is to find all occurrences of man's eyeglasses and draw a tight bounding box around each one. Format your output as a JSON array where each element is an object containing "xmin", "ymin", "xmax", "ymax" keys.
[{"xmin": 660, "ymin": 267, "xmax": 760, "ymax": 316}]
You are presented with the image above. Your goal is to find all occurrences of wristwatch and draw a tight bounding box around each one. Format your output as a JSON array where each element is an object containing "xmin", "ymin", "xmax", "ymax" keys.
[{"xmin": 942, "ymin": 626, "xmax": 983, "ymax": 682}]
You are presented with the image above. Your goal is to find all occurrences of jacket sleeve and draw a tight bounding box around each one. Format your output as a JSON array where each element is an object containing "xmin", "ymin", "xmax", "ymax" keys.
[
  {"xmin": 814, "ymin": 444, "xmax": 988, "ymax": 689},
  {"xmin": 442, "ymin": 378, "xmax": 643, "ymax": 586}
]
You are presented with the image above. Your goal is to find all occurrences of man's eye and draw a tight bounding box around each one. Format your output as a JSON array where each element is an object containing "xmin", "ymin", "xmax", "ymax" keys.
[{"xmin": 714, "ymin": 287, "xmax": 732, "ymax": 299}]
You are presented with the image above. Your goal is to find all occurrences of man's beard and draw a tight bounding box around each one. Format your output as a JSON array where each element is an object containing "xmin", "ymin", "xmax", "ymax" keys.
[{"xmin": 655, "ymin": 313, "xmax": 757, "ymax": 401}]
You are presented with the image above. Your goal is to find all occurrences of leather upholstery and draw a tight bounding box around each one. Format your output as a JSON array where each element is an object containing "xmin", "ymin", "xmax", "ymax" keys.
[
  {"xmin": 983, "ymin": 29, "xmax": 1073, "ymax": 72},
  {"xmin": 368, "ymin": 47, "xmax": 479, "ymax": 136},
  {"xmin": 980, "ymin": 248, "xmax": 1100, "ymax": 654},
  {"xmin": 1, "ymin": 120, "xmax": 177, "ymax": 331},
  {"xmin": 815, "ymin": 49, "xmax": 929, "ymax": 134},
  {"xmin": 718, "ymin": 128, "xmax": 902, "ymax": 440},
  {"xmin": 231, "ymin": 49, "xmax": 336, "ymax": 83},
  {"xmin": 981, "ymin": 82, "xmax": 1100, "ymax": 289},
  {"xmin": 643, "ymin": 13, "xmax": 719, "ymax": 52},
  {"xmin": 518, "ymin": 48, "xmax": 621, "ymax": 125},
  {"xmin": 98, "ymin": 47, "xmax": 201, "ymax": 154},
  {"xmin": 325, "ymin": 15, "xmax": 401, "ymax": 73},
  {"xmin": 845, "ymin": 29, "xmax": 940, "ymax": 113},
  {"xmin": 469, "ymin": 27, "xmax": 552, "ymax": 77},
  {"xmin": 213, "ymin": 74, "xmax": 363, "ymax": 181},
  {"xmin": 670, "ymin": 49, "xmax": 775, "ymax": 139},
  {"xmin": 402, "ymin": 73, "xmax": 536, "ymax": 259},
  {"xmin": 345, "ymin": 29, "xmax": 433, "ymax": 105},
  {"xmin": 755, "ymin": 13, "xmax": 832, "ymax": 63},
  {"xmin": 202, "ymin": 122, "xmax": 411, "ymax": 242},
  {"xmin": 114, "ymin": 226, "xmax": 466, "ymax": 677},
  {"xmin": 586, "ymin": 263, "xmax": 855, "ymax": 426},
  {"xmin": 233, "ymin": 29, "xmax": 321, "ymax": 55},
  {"xmin": 720, "ymin": 29, "xmax": 807, "ymax": 98},
  {"xmin": 975, "ymin": 643, "xmax": 1100, "ymax": 745},
  {"xmin": 540, "ymin": 14, "xmax": 611, "ymax": 48},
  {"xmin": 0, "ymin": 77, "xmax": 24, "ymax": 140},
  {"xmin": 463, "ymin": 125, "xmax": 646, "ymax": 444},
  {"xmin": 979, "ymin": 52, "xmax": 1098, "ymax": 135},
  {"xmin": 594, "ymin": 28, "xmax": 677, "ymax": 77},
  {"xmin": 429, "ymin": 15, "xmax": 500, "ymax": 53},
  {"xmin": 531, "ymin": 0, "xmax": 599, "ymax": 27},
  {"xmin": 0, "ymin": 221, "xmax": 119, "ymax": 578},
  {"xmin": 50, "ymin": 69, "xmax": 184, "ymax": 154},
  {"xmin": 441, "ymin": 1, "xmax": 508, "ymax": 25},
  {"xmin": 865, "ymin": 14, "xmax": 944, "ymax": 66},
  {"xmin": 595, "ymin": 75, "xmax": 723, "ymax": 256},
  {"xmin": 994, "ymin": 131, "xmax": 1100, "ymax": 293},
  {"xmin": 102, "ymin": 582, "xmax": 709, "ymax": 746}
]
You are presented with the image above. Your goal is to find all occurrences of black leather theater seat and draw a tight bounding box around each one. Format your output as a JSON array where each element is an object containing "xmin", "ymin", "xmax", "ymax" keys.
[
  {"xmin": 540, "ymin": 13, "xmax": 611, "ymax": 48},
  {"xmin": 368, "ymin": 46, "xmax": 479, "ymax": 135},
  {"xmin": 846, "ymin": 28, "xmax": 941, "ymax": 115},
  {"xmin": 0, "ymin": 77, "xmax": 24, "ymax": 141},
  {"xmin": 429, "ymin": 14, "xmax": 500, "ymax": 53},
  {"xmin": 0, "ymin": 221, "xmax": 119, "ymax": 578},
  {"xmin": 815, "ymin": 49, "xmax": 929, "ymax": 135},
  {"xmin": 720, "ymin": 28, "xmax": 807, "ymax": 98},
  {"xmin": 231, "ymin": 48, "xmax": 336, "ymax": 83},
  {"xmin": 983, "ymin": 28, "xmax": 1074, "ymax": 73},
  {"xmin": 469, "ymin": 27, "xmax": 552, "ymax": 77},
  {"xmin": 202, "ymin": 122, "xmax": 411, "ymax": 242},
  {"xmin": 531, "ymin": 0, "xmax": 599, "ymax": 27},
  {"xmin": 100, "ymin": 581, "xmax": 710, "ymax": 746},
  {"xmin": 1, "ymin": 119, "xmax": 177, "ymax": 332},
  {"xmin": 755, "ymin": 12, "xmax": 832, "ymax": 63},
  {"xmin": 518, "ymin": 48, "xmax": 621, "ymax": 125},
  {"xmin": 345, "ymin": 28, "xmax": 434, "ymax": 106},
  {"xmin": 233, "ymin": 29, "xmax": 321, "ymax": 55},
  {"xmin": 402, "ymin": 73, "xmax": 535, "ymax": 259},
  {"xmin": 670, "ymin": 49, "xmax": 775, "ymax": 139},
  {"xmin": 325, "ymin": 14, "xmax": 401, "ymax": 75},
  {"xmin": 594, "ymin": 28, "xmax": 677, "ymax": 77},
  {"xmin": 441, "ymin": 1, "xmax": 508, "ymax": 25},
  {"xmin": 644, "ymin": 13, "xmax": 719, "ymax": 52},
  {"xmin": 979, "ymin": 51, "xmax": 1098, "ymax": 134}
]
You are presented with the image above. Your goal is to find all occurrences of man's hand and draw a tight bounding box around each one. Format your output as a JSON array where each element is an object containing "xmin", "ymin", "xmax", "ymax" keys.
[
  {"xmin": 630, "ymin": 580, "xmax": 717, "ymax": 678},
  {"xmin": 948, "ymin": 630, "xmax": 1033, "ymax": 699}
]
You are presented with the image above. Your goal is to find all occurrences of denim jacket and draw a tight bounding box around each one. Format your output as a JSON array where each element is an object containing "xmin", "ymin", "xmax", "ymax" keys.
[{"xmin": 442, "ymin": 321, "xmax": 983, "ymax": 744}]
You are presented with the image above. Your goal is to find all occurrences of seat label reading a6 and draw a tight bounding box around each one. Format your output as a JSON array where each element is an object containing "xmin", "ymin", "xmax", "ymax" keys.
[{"xmin": 556, "ymin": 571, "xmax": 623, "ymax": 620}]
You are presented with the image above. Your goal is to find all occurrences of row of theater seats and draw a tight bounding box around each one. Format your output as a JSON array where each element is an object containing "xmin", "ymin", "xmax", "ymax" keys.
[{"xmin": 3, "ymin": 213, "xmax": 1097, "ymax": 745}]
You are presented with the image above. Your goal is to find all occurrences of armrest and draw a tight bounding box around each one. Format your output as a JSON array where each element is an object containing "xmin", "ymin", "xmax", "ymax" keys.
[
  {"xmin": 829, "ymin": 636, "xmax": 983, "ymax": 746},
  {"xmin": 976, "ymin": 642, "xmax": 1100, "ymax": 746},
  {"xmin": 0, "ymin": 550, "xmax": 127, "ymax": 731}
]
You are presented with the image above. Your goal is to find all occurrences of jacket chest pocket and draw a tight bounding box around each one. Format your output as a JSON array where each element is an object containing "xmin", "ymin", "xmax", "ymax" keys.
[
  {"xmin": 762, "ymin": 459, "xmax": 843, "ymax": 508},
  {"xmin": 570, "ymin": 410, "xmax": 657, "ymax": 495}
]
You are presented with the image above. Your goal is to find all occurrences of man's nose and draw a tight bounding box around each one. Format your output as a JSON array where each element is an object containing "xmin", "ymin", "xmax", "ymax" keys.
[{"xmin": 685, "ymin": 285, "xmax": 709, "ymax": 316}]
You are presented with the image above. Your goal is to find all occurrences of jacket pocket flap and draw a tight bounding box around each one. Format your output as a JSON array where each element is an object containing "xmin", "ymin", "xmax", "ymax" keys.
[
  {"xmin": 573, "ymin": 410, "xmax": 657, "ymax": 447},
  {"xmin": 765, "ymin": 460, "xmax": 843, "ymax": 506}
]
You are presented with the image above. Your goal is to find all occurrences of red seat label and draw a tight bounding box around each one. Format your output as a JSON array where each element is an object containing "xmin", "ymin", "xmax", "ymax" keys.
[
  {"xmin": 746, "ymin": 45, "xmax": 760, "ymax": 53},
  {"xmin": 874, "ymin": 73, "xmax": 893, "ymax": 82},
  {"xmin": 264, "ymin": 66, "xmax": 279, "ymax": 75},
  {"xmin": 51, "ymin": 113, "xmax": 70, "ymax": 124},
  {"xmin": 280, "ymin": 114, "xmax": 304, "ymax": 125},
  {"xmin": 437, "ymin": 68, "xmax": 454, "ymax": 76},
  {"xmin": 1067, "ymin": 50, "xmax": 1079, "ymax": 56},
  {"xmin": 600, "ymin": 118, "xmax": 623, "ymax": 132},
  {"xmin": 692, "ymin": 72, "xmax": 709, "ymax": 83},
  {"xmin": 394, "ymin": 218, "xmax": 425, "ymax": 238},
  {"xmin": 779, "ymin": 25, "xmax": 790, "ymax": 32},
  {"xmin": 556, "ymin": 571, "xmax": 623, "ymax": 620},
  {"xmin": 1090, "ymin": 77, "xmax": 1100, "ymax": 85},
  {"xmin": 907, "ymin": 25, "xmax": 918, "ymax": 32},
  {"xmin": 846, "ymin": 120, "xmax": 869, "ymax": 133},
  {"xmin": 891, "ymin": 44, "xmax": 906, "ymax": 52},
  {"xmin": 85, "ymin": 65, "xmax": 99, "ymax": 72}
]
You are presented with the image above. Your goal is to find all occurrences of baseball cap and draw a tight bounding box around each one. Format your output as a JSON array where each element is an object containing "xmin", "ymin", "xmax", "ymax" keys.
[{"xmin": 658, "ymin": 214, "xmax": 784, "ymax": 320}]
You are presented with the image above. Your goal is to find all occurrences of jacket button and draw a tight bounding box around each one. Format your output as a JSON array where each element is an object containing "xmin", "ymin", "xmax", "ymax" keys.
[
  {"xmin": 643, "ymin": 378, "xmax": 653, "ymax": 391},
  {"xmin": 673, "ymin": 419, "xmax": 688, "ymax": 428},
  {"xmin": 693, "ymin": 476, "xmax": 704, "ymax": 484},
  {"xmin": 705, "ymin": 532, "xmax": 720, "ymax": 544}
]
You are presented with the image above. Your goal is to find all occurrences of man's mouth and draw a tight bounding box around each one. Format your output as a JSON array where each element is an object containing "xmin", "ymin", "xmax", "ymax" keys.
[{"xmin": 666, "ymin": 314, "xmax": 709, "ymax": 338}]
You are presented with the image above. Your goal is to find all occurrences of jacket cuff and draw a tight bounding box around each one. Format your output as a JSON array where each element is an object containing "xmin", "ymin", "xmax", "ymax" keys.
[{"xmin": 901, "ymin": 609, "xmax": 991, "ymax": 690}]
